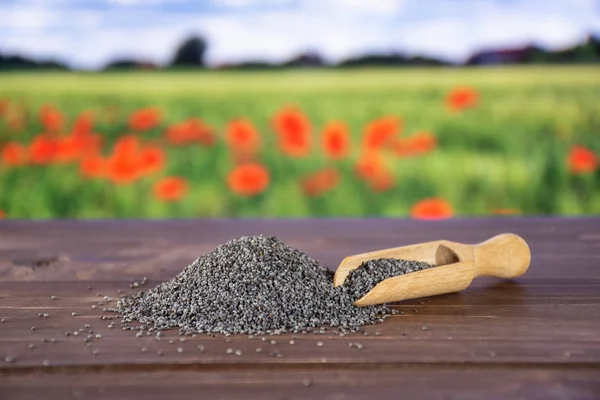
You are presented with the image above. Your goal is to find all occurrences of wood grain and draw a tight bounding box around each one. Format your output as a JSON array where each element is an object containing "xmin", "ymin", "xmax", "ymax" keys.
[{"xmin": 1, "ymin": 218, "xmax": 600, "ymax": 399}]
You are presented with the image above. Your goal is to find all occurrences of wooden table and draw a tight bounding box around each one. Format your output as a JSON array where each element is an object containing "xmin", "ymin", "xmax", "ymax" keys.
[{"xmin": 1, "ymin": 218, "xmax": 599, "ymax": 399}]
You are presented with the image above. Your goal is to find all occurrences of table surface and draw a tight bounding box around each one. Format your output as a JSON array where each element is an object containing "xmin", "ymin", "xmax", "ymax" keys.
[{"xmin": 1, "ymin": 218, "xmax": 599, "ymax": 400}]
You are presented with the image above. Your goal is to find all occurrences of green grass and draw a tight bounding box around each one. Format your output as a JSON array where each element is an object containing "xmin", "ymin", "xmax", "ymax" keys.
[{"xmin": 1, "ymin": 66, "xmax": 599, "ymax": 219}]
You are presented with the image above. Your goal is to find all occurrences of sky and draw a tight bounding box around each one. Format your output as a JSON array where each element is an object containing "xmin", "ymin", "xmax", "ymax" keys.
[{"xmin": 1, "ymin": 0, "xmax": 599, "ymax": 70}]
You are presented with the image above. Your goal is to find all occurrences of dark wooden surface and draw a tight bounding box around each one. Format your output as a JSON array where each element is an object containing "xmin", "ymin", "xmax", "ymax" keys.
[{"xmin": 1, "ymin": 218, "xmax": 599, "ymax": 400}]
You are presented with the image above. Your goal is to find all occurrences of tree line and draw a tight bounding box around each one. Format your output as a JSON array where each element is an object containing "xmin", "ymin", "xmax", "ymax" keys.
[{"xmin": 1, "ymin": 34, "xmax": 599, "ymax": 72}]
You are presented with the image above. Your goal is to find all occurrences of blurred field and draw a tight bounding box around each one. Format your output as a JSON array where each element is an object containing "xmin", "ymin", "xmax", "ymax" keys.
[{"xmin": 0, "ymin": 66, "xmax": 599, "ymax": 219}]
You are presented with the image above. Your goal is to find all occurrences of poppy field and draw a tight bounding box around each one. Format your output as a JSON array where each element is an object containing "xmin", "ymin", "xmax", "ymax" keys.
[{"xmin": 0, "ymin": 67, "xmax": 599, "ymax": 219}]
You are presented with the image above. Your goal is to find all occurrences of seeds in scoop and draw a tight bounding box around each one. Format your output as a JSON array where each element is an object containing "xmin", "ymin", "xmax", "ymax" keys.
[{"xmin": 114, "ymin": 235, "xmax": 433, "ymax": 335}]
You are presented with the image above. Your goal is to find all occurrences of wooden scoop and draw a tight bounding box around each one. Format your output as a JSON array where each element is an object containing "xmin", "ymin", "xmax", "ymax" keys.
[{"xmin": 333, "ymin": 233, "xmax": 531, "ymax": 307}]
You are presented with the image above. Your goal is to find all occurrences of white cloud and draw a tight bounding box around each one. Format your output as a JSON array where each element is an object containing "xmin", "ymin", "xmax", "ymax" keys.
[{"xmin": 330, "ymin": 0, "xmax": 406, "ymax": 15}]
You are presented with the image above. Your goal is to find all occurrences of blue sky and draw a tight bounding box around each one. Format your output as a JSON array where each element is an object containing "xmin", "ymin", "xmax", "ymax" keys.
[{"xmin": 1, "ymin": 0, "xmax": 599, "ymax": 69}]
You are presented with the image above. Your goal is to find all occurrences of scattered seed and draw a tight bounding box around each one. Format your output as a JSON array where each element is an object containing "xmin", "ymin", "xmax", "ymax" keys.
[
  {"xmin": 0, "ymin": 318, "xmax": 6, "ymax": 323},
  {"xmin": 71, "ymin": 312, "xmax": 78, "ymax": 316},
  {"xmin": 197, "ymin": 345, "xmax": 205, "ymax": 352},
  {"xmin": 302, "ymin": 378, "xmax": 311, "ymax": 387},
  {"xmin": 42, "ymin": 359, "xmax": 51, "ymax": 367},
  {"xmin": 226, "ymin": 348, "xmax": 234, "ymax": 354},
  {"xmin": 564, "ymin": 351, "xmax": 571, "ymax": 357},
  {"xmin": 95, "ymin": 334, "xmax": 102, "ymax": 339},
  {"xmin": 488, "ymin": 351, "xmax": 497, "ymax": 358},
  {"xmin": 270, "ymin": 340, "xmax": 277, "ymax": 345},
  {"xmin": 141, "ymin": 347, "xmax": 147, "ymax": 353},
  {"xmin": 91, "ymin": 305, "xmax": 96, "ymax": 309},
  {"xmin": 28, "ymin": 343, "xmax": 36, "ymax": 349},
  {"xmin": 30, "ymin": 326, "xmax": 36, "ymax": 331},
  {"xmin": 50, "ymin": 296, "xmax": 57, "ymax": 300},
  {"xmin": 84, "ymin": 324, "xmax": 90, "ymax": 329},
  {"xmin": 168, "ymin": 340, "xmax": 174, "ymax": 344},
  {"xmin": 42, "ymin": 313, "xmax": 50, "ymax": 318},
  {"xmin": 49, "ymin": 338, "xmax": 56, "ymax": 343},
  {"xmin": 88, "ymin": 286, "xmax": 92, "ymax": 290},
  {"xmin": 176, "ymin": 347, "xmax": 183, "ymax": 353},
  {"xmin": 234, "ymin": 349, "xmax": 242, "ymax": 356},
  {"xmin": 289, "ymin": 340, "xmax": 295, "ymax": 345},
  {"xmin": 316, "ymin": 341, "xmax": 323, "ymax": 347},
  {"xmin": 92, "ymin": 349, "xmax": 99, "ymax": 355},
  {"xmin": 157, "ymin": 350, "xmax": 163, "ymax": 356},
  {"xmin": 421, "ymin": 326, "xmax": 429, "ymax": 331}
]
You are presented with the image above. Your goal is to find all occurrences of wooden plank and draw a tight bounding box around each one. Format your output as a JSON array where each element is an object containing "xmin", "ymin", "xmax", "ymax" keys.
[
  {"xmin": 1, "ymin": 218, "xmax": 600, "ymax": 398},
  {"xmin": 2, "ymin": 367, "xmax": 600, "ymax": 400}
]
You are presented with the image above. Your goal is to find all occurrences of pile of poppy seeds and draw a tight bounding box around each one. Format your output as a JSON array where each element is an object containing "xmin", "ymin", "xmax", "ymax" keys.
[{"xmin": 115, "ymin": 235, "xmax": 434, "ymax": 335}]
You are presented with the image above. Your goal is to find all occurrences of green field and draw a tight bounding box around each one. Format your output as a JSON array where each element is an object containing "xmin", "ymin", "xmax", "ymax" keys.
[{"xmin": 1, "ymin": 66, "xmax": 599, "ymax": 219}]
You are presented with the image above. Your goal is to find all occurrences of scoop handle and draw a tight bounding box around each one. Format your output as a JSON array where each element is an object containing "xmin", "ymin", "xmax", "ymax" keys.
[{"xmin": 472, "ymin": 233, "xmax": 531, "ymax": 279}]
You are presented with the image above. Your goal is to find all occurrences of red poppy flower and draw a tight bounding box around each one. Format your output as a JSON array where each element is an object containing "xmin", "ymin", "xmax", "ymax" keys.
[
  {"xmin": 1, "ymin": 142, "xmax": 28, "ymax": 166},
  {"xmin": 301, "ymin": 168, "xmax": 340, "ymax": 197},
  {"xmin": 272, "ymin": 106, "xmax": 311, "ymax": 157},
  {"xmin": 166, "ymin": 118, "xmax": 214, "ymax": 146},
  {"xmin": 226, "ymin": 119, "xmax": 260, "ymax": 154},
  {"xmin": 228, "ymin": 163, "xmax": 270, "ymax": 196},
  {"xmin": 105, "ymin": 135, "xmax": 142, "ymax": 184},
  {"xmin": 72, "ymin": 111, "xmax": 94, "ymax": 136},
  {"xmin": 29, "ymin": 135, "xmax": 59, "ymax": 164},
  {"xmin": 392, "ymin": 131, "xmax": 437, "ymax": 157},
  {"xmin": 80, "ymin": 154, "xmax": 106, "ymax": 179},
  {"xmin": 138, "ymin": 147, "xmax": 165, "ymax": 176},
  {"xmin": 39, "ymin": 104, "xmax": 64, "ymax": 133},
  {"xmin": 128, "ymin": 107, "xmax": 162, "ymax": 131},
  {"xmin": 153, "ymin": 176, "xmax": 189, "ymax": 202},
  {"xmin": 322, "ymin": 121, "xmax": 350, "ymax": 159},
  {"xmin": 354, "ymin": 151, "xmax": 385, "ymax": 180},
  {"xmin": 446, "ymin": 87, "xmax": 479, "ymax": 112},
  {"xmin": 411, "ymin": 198, "xmax": 454, "ymax": 220},
  {"xmin": 0, "ymin": 210, "xmax": 5, "ymax": 219},
  {"xmin": 363, "ymin": 117, "xmax": 401, "ymax": 151},
  {"xmin": 567, "ymin": 145, "xmax": 597, "ymax": 173}
]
